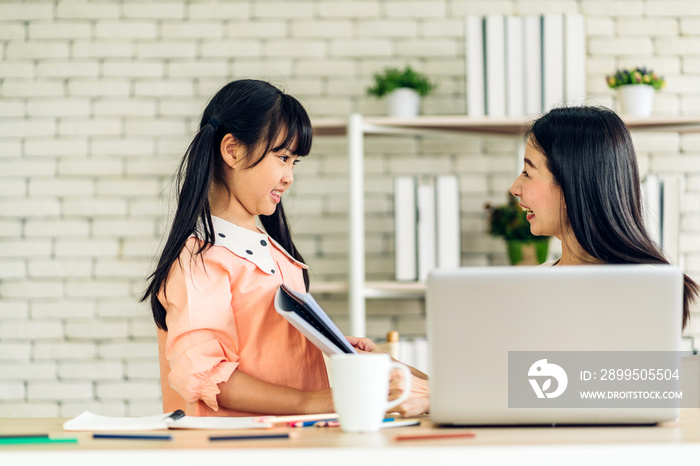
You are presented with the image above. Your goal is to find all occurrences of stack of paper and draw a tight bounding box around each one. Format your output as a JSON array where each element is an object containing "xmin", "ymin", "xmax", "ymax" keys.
[{"xmin": 63, "ymin": 411, "xmax": 273, "ymax": 431}]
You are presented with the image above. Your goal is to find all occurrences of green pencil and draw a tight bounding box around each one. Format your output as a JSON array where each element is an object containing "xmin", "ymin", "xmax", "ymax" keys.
[{"xmin": 0, "ymin": 437, "xmax": 78, "ymax": 445}]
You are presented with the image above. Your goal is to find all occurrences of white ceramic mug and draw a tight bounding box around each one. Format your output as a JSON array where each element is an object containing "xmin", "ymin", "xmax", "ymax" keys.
[{"xmin": 330, "ymin": 353, "xmax": 412, "ymax": 432}]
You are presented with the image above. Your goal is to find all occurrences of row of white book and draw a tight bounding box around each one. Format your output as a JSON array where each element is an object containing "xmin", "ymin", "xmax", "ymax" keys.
[
  {"xmin": 394, "ymin": 176, "xmax": 461, "ymax": 282},
  {"xmin": 391, "ymin": 173, "xmax": 674, "ymax": 283},
  {"xmin": 465, "ymin": 13, "xmax": 586, "ymax": 117}
]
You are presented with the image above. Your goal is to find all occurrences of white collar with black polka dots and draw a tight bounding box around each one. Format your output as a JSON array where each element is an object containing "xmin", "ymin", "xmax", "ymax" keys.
[{"xmin": 200, "ymin": 216, "xmax": 308, "ymax": 275}]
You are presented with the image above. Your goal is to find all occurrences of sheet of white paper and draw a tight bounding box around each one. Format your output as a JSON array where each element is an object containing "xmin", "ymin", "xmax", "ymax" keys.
[
  {"xmin": 63, "ymin": 410, "xmax": 273, "ymax": 431},
  {"xmin": 63, "ymin": 411, "xmax": 172, "ymax": 431}
]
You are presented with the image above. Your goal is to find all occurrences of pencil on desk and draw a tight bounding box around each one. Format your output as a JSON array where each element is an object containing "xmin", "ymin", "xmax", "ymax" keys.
[
  {"xmin": 209, "ymin": 433, "xmax": 291, "ymax": 441},
  {"xmin": 0, "ymin": 436, "xmax": 77, "ymax": 445},
  {"xmin": 314, "ymin": 418, "xmax": 415, "ymax": 428},
  {"xmin": 92, "ymin": 433, "xmax": 172, "ymax": 441},
  {"xmin": 393, "ymin": 432, "xmax": 475, "ymax": 441},
  {"xmin": 291, "ymin": 420, "xmax": 331, "ymax": 427},
  {"xmin": 257, "ymin": 413, "xmax": 337, "ymax": 424},
  {"xmin": 314, "ymin": 420, "xmax": 339, "ymax": 427}
]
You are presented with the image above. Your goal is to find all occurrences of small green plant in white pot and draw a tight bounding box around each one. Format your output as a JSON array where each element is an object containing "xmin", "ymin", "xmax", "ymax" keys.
[
  {"xmin": 606, "ymin": 67, "xmax": 665, "ymax": 117},
  {"xmin": 367, "ymin": 66, "xmax": 435, "ymax": 118}
]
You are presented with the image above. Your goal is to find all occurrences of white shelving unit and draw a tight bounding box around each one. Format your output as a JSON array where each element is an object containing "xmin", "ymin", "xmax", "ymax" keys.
[{"xmin": 311, "ymin": 114, "xmax": 700, "ymax": 337}]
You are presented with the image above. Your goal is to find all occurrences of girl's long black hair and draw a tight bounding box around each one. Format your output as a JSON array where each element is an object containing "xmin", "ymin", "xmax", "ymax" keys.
[
  {"xmin": 142, "ymin": 79, "xmax": 313, "ymax": 331},
  {"xmin": 527, "ymin": 106, "xmax": 698, "ymax": 329}
]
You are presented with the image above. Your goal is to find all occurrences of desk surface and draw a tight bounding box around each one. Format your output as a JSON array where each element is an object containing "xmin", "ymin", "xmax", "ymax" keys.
[{"xmin": 2, "ymin": 410, "xmax": 700, "ymax": 464}]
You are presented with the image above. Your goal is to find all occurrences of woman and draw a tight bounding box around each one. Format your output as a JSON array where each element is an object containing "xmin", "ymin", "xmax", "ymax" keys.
[
  {"xmin": 358, "ymin": 105, "xmax": 698, "ymax": 417},
  {"xmin": 510, "ymin": 105, "xmax": 698, "ymax": 329}
]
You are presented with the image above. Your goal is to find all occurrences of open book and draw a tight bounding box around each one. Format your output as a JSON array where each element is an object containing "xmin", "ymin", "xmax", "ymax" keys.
[
  {"xmin": 274, "ymin": 284, "xmax": 357, "ymax": 355},
  {"xmin": 63, "ymin": 410, "xmax": 273, "ymax": 431}
]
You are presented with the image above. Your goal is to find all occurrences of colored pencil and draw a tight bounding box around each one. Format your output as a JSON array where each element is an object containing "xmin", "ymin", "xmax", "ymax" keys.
[
  {"xmin": 209, "ymin": 433, "xmax": 290, "ymax": 441},
  {"xmin": 394, "ymin": 432, "xmax": 475, "ymax": 441},
  {"xmin": 256, "ymin": 413, "xmax": 337, "ymax": 424},
  {"xmin": 290, "ymin": 420, "xmax": 329, "ymax": 427},
  {"xmin": 315, "ymin": 419, "xmax": 418, "ymax": 428},
  {"xmin": 0, "ymin": 437, "xmax": 77, "ymax": 445},
  {"xmin": 92, "ymin": 433, "xmax": 172, "ymax": 440}
]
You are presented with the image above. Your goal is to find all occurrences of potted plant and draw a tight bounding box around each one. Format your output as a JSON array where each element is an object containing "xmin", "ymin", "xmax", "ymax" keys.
[
  {"xmin": 485, "ymin": 195, "xmax": 550, "ymax": 266},
  {"xmin": 366, "ymin": 65, "xmax": 435, "ymax": 118},
  {"xmin": 605, "ymin": 67, "xmax": 665, "ymax": 117}
]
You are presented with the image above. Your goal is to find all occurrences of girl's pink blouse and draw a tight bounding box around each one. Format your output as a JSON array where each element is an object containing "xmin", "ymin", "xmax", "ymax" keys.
[{"xmin": 157, "ymin": 221, "xmax": 329, "ymax": 417}]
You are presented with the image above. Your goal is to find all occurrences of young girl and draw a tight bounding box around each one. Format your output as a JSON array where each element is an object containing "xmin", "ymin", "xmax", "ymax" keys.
[
  {"xmin": 142, "ymin": 79, "xmax": 334, "ymax": 416},
  {"xmin": 510, "ymin": 105, "xmax": 698, "ymax": 329}
]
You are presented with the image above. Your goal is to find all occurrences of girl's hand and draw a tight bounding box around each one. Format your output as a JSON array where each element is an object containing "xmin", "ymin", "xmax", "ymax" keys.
[
  {"xmin": 345, "ymin": 335, "xmax": 429, "ymax": 382},
  {"xmin": 345, "ymin": 335, "xmax": 383, "ymax": 354}
]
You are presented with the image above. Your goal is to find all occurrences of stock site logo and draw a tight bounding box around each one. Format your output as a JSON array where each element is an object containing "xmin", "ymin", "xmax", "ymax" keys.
[{"xmin": 528, "ymin": 359, "xmax": 568, "ymax": 399}]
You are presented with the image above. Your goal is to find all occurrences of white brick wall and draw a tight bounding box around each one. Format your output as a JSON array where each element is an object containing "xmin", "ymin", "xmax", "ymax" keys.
[{"xmin": 1, "ymin": 0, "xmax": 699, "ymax": 418}]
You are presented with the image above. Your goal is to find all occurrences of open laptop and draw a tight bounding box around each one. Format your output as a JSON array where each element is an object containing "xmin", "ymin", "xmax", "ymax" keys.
[{"xmin": 427, "ymin": 265, "xmax": 683, "ymax": 426}]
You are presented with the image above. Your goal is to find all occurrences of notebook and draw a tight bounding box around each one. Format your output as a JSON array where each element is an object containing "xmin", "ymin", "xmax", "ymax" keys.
[
  {"xmin": 274, "ymin": 284, "xmax": 356, "ymax": 355},
  {"xmin": 63, "ymin": 410, "xmax": 273, "ymax": 431},
  {"xmin": 427, "ymin": 265, "xmax": 684, "ymax": 425}
]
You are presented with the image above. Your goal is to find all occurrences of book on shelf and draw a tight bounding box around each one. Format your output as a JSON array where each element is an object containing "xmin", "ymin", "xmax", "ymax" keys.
[
  {"xmin": 642, "ymin": 174, "xmax": 662, "ymax": 246},
  {"xmin": 542, "ymin": 13, "xmax": 564, "ymax": 111},
  {"xmin": 661, "ymin": 175, "xmax": 681, "ymax": 265},
  {"xmin": 564, "ymin": 13, "xmax": 586, "ymax": 106},
  {"xmin": 484, "ymin": 14, "xmax": 506, "ymax": 117},
  {"xmin": 464, "ymin": 15, "xmax": 485, "ymax": 117},
  {"xmin": 522, "ymin": 15, "xmax": 543, "ymax": 115},
  {"xmin": 274, "ymin": 284, "xmax": 357, "ymax": 355},
  {"xmin": 417, "ymin": 184, "xmax": 437, "ymax": 282},
  {"xmin": 435, "ymin": 175, "xmax": 461, "ymax": 270},
  {"xmin": 397, "ymin": 338, "xmax": 429, "ymax": 376},
  {"xmin": 412, "ymin": 338, "xmax": 430, "ymax": 376},
  {"xmin": 505, "ymin": 16, "xmax": 524, "ymax": 117},
  {"xmin": 642, "ymin": 174, "xmax": 682, "ymax": 264},
  {"xmin": 394, "ymin": 176, "xmax": 418, "ymax": 281},
  {"xmin": 394, "ymin": 176, "xmax": 462, "ymax": 281}
]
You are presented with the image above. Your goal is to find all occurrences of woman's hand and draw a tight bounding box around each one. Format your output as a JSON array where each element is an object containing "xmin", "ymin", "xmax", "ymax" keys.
[
  {"xmin": 388, "ymin": 370, "xmax": 430, "ymax": 417},
  {"xmin": 345, "ymin": 335, "xmax": 431, "ymax": 416},
  {"xmin": 345, "ymin": 335, "xmax": 383, "ymax": 354}
]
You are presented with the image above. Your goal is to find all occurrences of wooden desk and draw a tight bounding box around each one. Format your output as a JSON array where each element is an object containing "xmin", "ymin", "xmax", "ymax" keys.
[{"xmin": 1, "ymin": 410, "xmax": 700, "ymax": 464}]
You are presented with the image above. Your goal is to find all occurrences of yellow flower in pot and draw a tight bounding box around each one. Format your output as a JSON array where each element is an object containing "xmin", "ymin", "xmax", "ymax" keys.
[
  {"xmin": 605, "ymin": 67, "xmax": 665, "ymax": 117},
  {"xmin": 485, "ymin": 195, "xmax": 550, "ymax": 266}
]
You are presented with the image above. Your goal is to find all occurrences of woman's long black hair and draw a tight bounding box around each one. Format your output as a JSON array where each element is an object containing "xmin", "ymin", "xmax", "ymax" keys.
[
  {"xmin": 142, "ymin": 79, "xmax": 313, "ymax": 331},
  {"xmin": 527, "ymin": 106, "xmax": 698, "ymax": 329}
]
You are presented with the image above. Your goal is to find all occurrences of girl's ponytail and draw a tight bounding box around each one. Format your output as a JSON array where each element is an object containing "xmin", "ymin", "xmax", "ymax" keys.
[{"xmin": 143, "ymin": 122, "xmax": 220, "ymax": 330}]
